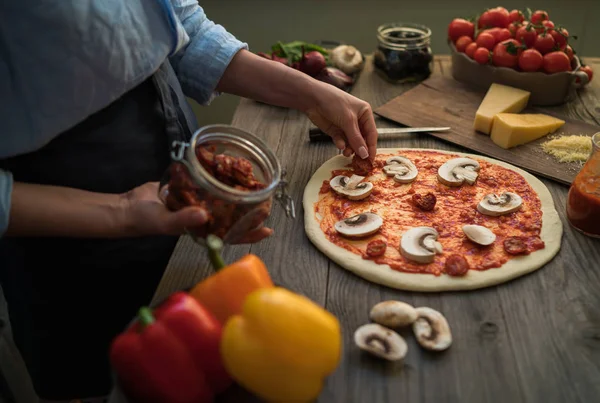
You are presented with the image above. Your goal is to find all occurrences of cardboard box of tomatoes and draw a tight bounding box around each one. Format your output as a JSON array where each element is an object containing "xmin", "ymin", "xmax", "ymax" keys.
[{"xmin": 447, "ymin": 7, "xmax": 593, "ymax": 106}]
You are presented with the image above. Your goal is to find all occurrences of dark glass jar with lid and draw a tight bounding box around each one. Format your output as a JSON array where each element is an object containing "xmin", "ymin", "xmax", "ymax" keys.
[
  {"xmin": 374, "ymin": 22, "xmax": 434, "ymax": 83},
  {"xmin": 158, "ymin": 125, "xmax": 294, "ymax": 245}
]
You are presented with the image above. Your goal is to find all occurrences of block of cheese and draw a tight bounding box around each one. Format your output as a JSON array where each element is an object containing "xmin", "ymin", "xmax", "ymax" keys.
[
  {"xmin": 490, "ymin": 113, "xmax": 566, "ymax": 149},
  {"xmin": 473, "ymin": 83, "xmax": 531, "ymax": 134}
]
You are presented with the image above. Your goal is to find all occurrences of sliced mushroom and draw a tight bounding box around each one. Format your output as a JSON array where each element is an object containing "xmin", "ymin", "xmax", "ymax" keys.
[
  {"xmin": 437, "ymin": 158, "xmax": 480, "ymax": 187},
  {"xmin": 354, "ymin": 323, "xmax": 407, "ymax": 362},
  {"xmin": 330, "ymin": 45, "xmax": 364, "ymax": 75},
  {"xmin": 462, "ymin": 225, "xmax": 496, "ymax": 246},
  {"xmin": 334, "ymin": 212, "xmax": 383, "ymax": 238},
  {"xmin": 370, "ymin": 301, "xmax": 418, "ymax": 328},
  {"xmin": 383, "ymin": 156, "xmax": 418, "ymax": 184},
  {"xmin": 412, "ymin": 307, "xmax": 452, "ymax": 351},
  {"xmin": 329, "ymin": 174, "xmax": 373, "ymax": 200},
  {"xmin": 477, "ymin": 192, "xmax": 523, "ymax": 216},
  {"xmin": 400, "ymin": 227, "xmax": 443, "ymax": 264}
]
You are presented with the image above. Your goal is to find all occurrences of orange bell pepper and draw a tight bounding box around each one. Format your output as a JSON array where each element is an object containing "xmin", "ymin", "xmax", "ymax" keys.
[{"xmin": 189, "ymin": 235, "xmax": 273, "ymax": 324}]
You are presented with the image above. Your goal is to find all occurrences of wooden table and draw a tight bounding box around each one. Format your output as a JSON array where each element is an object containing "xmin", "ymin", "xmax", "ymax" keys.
[{"xmin": 111, "ymin": 56, "xmax": 600, "ymax": 403}]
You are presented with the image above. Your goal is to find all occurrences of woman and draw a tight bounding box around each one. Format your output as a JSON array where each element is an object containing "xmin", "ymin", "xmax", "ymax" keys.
[{"xmin": 0, "ymin": 0, "xmax": 377, "ymax": 401}]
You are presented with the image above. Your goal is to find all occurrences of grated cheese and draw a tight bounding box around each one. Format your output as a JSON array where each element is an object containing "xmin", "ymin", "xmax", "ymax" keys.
[{"xmin": 541, "ymin": 135, "xmax": 593, "ymax": 163}]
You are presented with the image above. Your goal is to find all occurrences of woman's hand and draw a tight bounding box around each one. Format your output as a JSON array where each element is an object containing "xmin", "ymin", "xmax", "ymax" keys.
[
  {"xmin": 217, "ymin": 50, "xmax": 378, "ymax": 160},
  {"xmin": 303, "ymin": 81, "xmax": 378, "ymax": 160},
  {"xmin": 121, "ymin": 182, "xmax": 272, "ymax": 244}
]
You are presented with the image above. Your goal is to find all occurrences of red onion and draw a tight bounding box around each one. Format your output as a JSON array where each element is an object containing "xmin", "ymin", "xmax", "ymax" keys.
[
  {"xmin": 315, "ymin": 67, "xmax": 354, "ymax": 89},
  {"xmin": 298, "ymin": 46, "xmax": 326, "ymax": 77}
]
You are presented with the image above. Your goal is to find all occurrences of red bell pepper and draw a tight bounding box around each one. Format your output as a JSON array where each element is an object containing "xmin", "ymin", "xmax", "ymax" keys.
[{"xmin": 109, "ymin": 292, "xmax": 231, "ymax": 403}]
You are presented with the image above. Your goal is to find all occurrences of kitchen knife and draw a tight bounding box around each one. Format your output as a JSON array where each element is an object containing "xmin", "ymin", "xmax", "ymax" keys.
[{"xmin": 308, "ymin": 126, "xmax": 451, "ymax": 142}]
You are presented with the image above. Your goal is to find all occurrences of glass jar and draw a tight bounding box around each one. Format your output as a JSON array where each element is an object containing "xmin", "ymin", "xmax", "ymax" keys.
[
  {"xmin": 158, "ymin": 125, "xmax": 294, "ymax": 244},
  {"xmin": 566, "ymin": 132, "xmax": 600, "ymax": 238},
  {"xmin": 373, "ymin": 22, "xmax": 434, "ymax": 83}
]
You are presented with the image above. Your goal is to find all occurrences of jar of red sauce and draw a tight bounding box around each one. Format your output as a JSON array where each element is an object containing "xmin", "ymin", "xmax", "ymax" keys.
[
  {"xmin": 566, "ymin": 132, "xmax": 600, "ymax": 238},
  {"xmin": 158, "ymin": 125, "xmax": 294, "ymax": 244}
]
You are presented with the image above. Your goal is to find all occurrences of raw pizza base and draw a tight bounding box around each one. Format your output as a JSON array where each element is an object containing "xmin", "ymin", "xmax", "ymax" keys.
[{"xmin": 303, "ymin": 148, "xmax": 563, "ymax": 292}]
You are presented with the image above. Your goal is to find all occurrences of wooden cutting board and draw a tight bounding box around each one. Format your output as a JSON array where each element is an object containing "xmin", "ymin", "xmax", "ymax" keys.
[{"xmin": 374, "ymin": 76, "xmax": 599, "ymax": 186}]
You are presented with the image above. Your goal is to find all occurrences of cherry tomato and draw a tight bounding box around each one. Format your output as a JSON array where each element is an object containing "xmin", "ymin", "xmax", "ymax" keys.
[
  {"xmin": 508, "ymin": 21, "xmax": 522, "ymax": 36},
  {"xmin": 515, "ymin": 24, "xmax": 538, "ymax": 48},
  {"xmin": 543, "ymin": 51, "xmax": 571, "ymax": 74},
  {"xmin": 564, "ymin": 45, "xmax": 574, "ymax": 61},
  {"xmin": 580, "ymin": 65, "xmax": 594, "ymax": 82},
  {"xmin": 478, "ymin": 8, "xmax": 510, "ymax": 29},
  {"xmin": 542, "ymin": 20, "xmax": 555, "ymax": 31},
  {"xmin": 448, "ymin": 18, "xmax": 475, "ymax": 42},
  {"xmin": 455, "ymin": 35, "xmax": 473, "ymax": 53},
  {"xmin": 518, "ymin": 48, "xmax": 543, "ymax": 72},
  {"xmin": 530, "ymin": 10, "xmax": 549, "ymax": 25},
  {"xmin": 508, "ymin": 9, "xmax": 525, "ymax": 23},
  {"xmin": 476, "ymin": 32, "xmax": 496, "ymax": 50},
  {"xmin": 534, "ymin": 33, "xmax": 556, "ymax": 54},
  {"xmin": 465, "ymin": 42, "xmax": 478, "ymax": 58},
  {"xmin": 550, "ymin": 27, "xmax": 569, "ymax": 50},
  {"xmin": 474, "ymin": 47, "xmax": 492, "ymax": 64},
  {"xmin": 493, "ymin": 39, "xmax": 521, "ymax": 68}
]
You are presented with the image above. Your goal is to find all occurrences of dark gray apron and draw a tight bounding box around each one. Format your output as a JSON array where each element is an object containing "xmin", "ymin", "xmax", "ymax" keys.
[{"xmin": 0, "ymin": 61, "xmax": 197, "ymax": 400}]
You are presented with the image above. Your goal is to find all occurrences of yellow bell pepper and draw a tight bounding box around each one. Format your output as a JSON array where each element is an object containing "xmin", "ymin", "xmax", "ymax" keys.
[{"xmin": 220, "ymin": 287, "xmax": 342, "ymax": 403}]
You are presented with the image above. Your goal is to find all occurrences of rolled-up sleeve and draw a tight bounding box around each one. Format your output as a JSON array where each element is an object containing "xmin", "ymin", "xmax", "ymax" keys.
[
  {"xmin": 168, "ymin": 1, "xmax": 248, "ymax": 105},
  {"xmin": 0, "ymin": 169, "xmax": 13, "ymax": 236}
]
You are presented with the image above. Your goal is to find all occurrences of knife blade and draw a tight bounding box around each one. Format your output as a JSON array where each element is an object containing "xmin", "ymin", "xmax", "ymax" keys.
[{"xmin": 308, "ymin": 126, "xmax": 451, "ymax": 142}]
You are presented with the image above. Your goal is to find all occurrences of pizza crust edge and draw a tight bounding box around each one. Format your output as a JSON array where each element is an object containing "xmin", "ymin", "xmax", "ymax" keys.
[{"xmin": 302, "ymin": 148, "xmax": 563, "ymax": 292}]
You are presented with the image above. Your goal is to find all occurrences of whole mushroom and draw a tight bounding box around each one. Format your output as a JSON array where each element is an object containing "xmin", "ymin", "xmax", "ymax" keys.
[{"xmin": 330, "ymin": 45, "xmax": 365, "ymax": 75}]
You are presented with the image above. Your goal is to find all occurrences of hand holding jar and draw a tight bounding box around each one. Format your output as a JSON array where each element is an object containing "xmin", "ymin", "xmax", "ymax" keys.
[{"xmin": 158, "ymin": 125, "xmax": 290, "ymax": 245}]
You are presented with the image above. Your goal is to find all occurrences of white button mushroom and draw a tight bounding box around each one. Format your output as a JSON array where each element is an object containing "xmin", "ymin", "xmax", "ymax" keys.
[
  {"xmin": 477, "ymin": 192, "xmax": 523, "ymax": 216},
  {"xmin": 334, "ymin": 212, "xmax": 383, "ymax": 238},
  {"xmin": 437, "ymin": 158, "xmax": 480, "ymax": 187},
  {"xmin": 354, "ymin": 323, "xmax": 408, "ymax": 362},
  {"xmin": 400, "ymin": 227, "xmax": 443, "ymax": 264},
  {"xmin": 329, "ymin": 174, "xmax": 373, "ymax": 200},
  {"xmin": 330, "ymin": 45, "xmax": 364, "ymax": 75},
  {"xmin": 383, "ymin": 156, "xmax": 418, "ymax": 184},
  {"xmin": 412, "ymin": 307, "xmax": 452, "ymax": 351},
  {"xmin": 462, "ymin": 225, "xmax": 497, "ymax": 246},
  {"xmin": 369, "ymin": 301, "xmax": 418, "ymax": 328}
]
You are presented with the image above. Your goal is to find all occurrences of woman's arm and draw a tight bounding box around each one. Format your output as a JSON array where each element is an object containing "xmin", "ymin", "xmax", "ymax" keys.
[
  {"xmin": 217, "ymin": 50, "xmax": 378, "ymax": 160},
  {"xmin": 4, "ymin": 182, "xmax": 208, "ymax": 238}
]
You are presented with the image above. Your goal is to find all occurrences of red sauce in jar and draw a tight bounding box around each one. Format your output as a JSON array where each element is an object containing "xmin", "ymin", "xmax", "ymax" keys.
[{"xmin": 566, "ymin": 134, "xmax": 600, "ymax": 237}]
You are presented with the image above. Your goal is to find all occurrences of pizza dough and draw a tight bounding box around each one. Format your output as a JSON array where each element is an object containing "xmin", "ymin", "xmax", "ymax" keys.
[{"xmin": 303, "ymin": 148, "xmax": 562, "ymax": 292}]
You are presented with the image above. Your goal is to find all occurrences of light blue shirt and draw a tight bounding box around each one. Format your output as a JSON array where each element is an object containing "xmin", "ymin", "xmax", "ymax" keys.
[{"xmin": 0, "ymin": 0, "xmax": 247, "ymax": 235}]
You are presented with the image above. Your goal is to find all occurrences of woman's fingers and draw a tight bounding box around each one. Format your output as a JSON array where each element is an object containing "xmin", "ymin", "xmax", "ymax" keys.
[
  {"xmin": 341, "ymin": 115, "xmax": 369, "ymax": 160},
  {"xmin": 233, "ymin": 226, "xmax": 274, "ymax": 244},
  {"xmin": 163, "ymin": 206, "xmax": 208, "ymax": 235},
  {"xmin": 358, "ymin": 106, "xmax": 378, "ymax": 161}
]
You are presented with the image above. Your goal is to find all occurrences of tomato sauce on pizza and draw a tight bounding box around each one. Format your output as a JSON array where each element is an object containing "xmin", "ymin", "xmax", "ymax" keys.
[{"xmin": 314, "ymin": 150, "xmax": 545, "ymax": 276}]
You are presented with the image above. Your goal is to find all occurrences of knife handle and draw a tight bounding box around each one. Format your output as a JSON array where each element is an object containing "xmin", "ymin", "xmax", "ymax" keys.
[{"xmin": 309, "ymin": 127, "xmax": 332, "ymax": 142}]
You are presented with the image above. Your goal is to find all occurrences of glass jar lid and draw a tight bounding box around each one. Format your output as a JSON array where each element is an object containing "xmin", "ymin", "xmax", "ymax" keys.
[{"xmin": 377, "ymin": 22, "xmax": 432, "ymax": 51}]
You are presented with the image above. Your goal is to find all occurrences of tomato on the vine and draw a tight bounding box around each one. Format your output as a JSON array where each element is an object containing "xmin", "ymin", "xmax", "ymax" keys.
[
  {"xmin": 534, "ymin": 33, "xmax": 556, "ymax": 55},
  {"xmin": 455, "ymin": 36, "xmax": 473, "ymax": 52},
  {"xmin": 580, "ymin": 65, "xmax": 594, "ymax": 82},
  {"xmin": 542, "ymin": 20, "xmax": 555, "ymax": 31},
  {"xmin": 478, "ymin": 8, "xmax": 510, "ymax": 29},
  {"xmin": 508, "ymin": 9, "xmax": 525, "ymax": 23},
  {"xmin": 508, "ymin": 21, "xmax": 522, "ymax": 36},
  {"xmin": 550, "ymin": 27, "xmax": 569, "ymax": 50},
  {"xmin": 530, "ymin": 10, "xmax": 549, "ymax": 25},
  {"xmin": 476, "ymin": 32, "xmax": 496, "ymax": 50},
  {"xmin": 492, "ymin": 39, "xmax": 521, "ymax": 68},
  {"xmin": 465, "ymin": 42, "xmax": 478, "ymax": 58},
  {"xmin": 474, "ymin": 47, "xmax": 491, "ymax": 65},
  {"xmin": 543, "ymin": 51, "xmax": 571, "ymax": 74},
  {"xmin": 564, "ymin": 45, "xmax": 574, "ymax": 62},
  {"xmin": 448, "ymin": 18, "xmax": 475, "ymax": 42},
  {"xmin": 515, "ymin": 24, "xmax": 538, "ymax": 48},
  {"xmin": 518, "ymin": 49, "xmax": 544, "ymax": 72}
]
